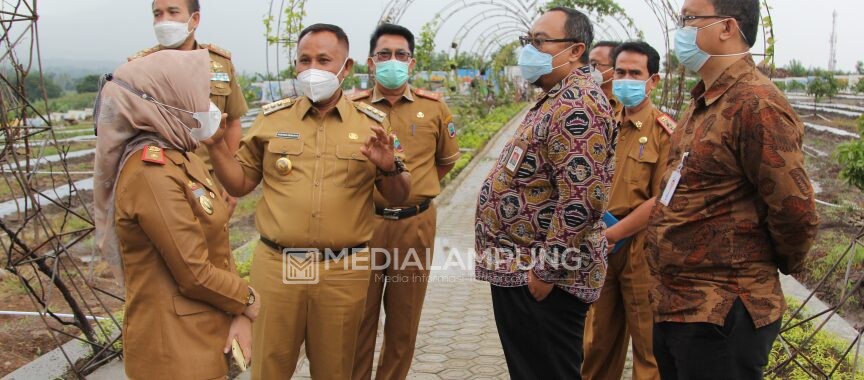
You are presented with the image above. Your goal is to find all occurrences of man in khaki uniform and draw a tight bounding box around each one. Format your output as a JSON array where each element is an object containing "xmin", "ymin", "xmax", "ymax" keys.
[
  {"xmin": 204, "ymin": 24, "xmax": 411, "ymax": 380},
  {"xmin": 588, "ymin": 41, "xmax": 623, "ymax": 120},
  {"xmin": 132, "ymin": 0, "xmax": 249, "ymax": 212},
  {"xmin": 351, "ymin": 24, "xmax": 461, "ymax": 380},
  {"xmin": 582, "ymin": 41, "xmax": 673, "ymax": 380}
]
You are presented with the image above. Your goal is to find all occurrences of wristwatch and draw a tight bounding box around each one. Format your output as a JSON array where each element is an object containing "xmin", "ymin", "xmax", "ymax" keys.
[
  {"xmin": 246, "ymin": 287, "xmax": 256, "ymax": 306},
  {"xmin": 380, "ymin": 156, "xmax": 407, "ymax": 177}
]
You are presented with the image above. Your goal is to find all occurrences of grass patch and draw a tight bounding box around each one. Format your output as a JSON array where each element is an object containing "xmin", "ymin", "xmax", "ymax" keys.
[{"xmin": 768, "ymin": 298, "xmax": 864, "ymax": 379}]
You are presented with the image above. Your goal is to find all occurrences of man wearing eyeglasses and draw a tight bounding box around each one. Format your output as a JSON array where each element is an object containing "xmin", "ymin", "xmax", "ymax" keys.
[
  {"xmin": 475, "ymin": 7, "xmax": 617, "ymax": 379},
  {"xmin": 647, "ymin": 0, "xmax": 818, "ymax": 378},
  {"xmin": 588, "ymin": 41, "xmax": 622, "ymax": 119},
  {"xmin": 351, "ymin": 23, "xmax": 461, "ymax": 380}
]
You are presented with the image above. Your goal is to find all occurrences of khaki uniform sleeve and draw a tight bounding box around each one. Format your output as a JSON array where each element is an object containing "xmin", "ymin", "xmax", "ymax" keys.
[
  {"xmin": 117, "ymin": 165, "xmax": 247, "ymax": 314},
  {"xmin": 736, "ymin": 99, "xmax": 819, "ymax": 274},
  {"xmin": 235, "ymin": 113, "xmax": 266, "ymax": 185},
  {"xmin": 650, "ymin": 124, "xmax": 673, "ymax": 196},
  {"xmin": 436, "ymin": 102, "xmax": 461, "ymax": 166},
  {"xmin": 224, "ymin": 60, "xmax": 249, "ymax": 120}
]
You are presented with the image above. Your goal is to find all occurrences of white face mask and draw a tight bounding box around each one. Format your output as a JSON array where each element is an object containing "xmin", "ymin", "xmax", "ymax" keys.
[
  {"xmin": 590, "ymin": 66, "xmax": 604, "ymax": 86},
  {"xmin": 298, "ymin": 60, "xmax": 348, "ymax": 103},
  {"xmin": 154, "ymin": 15, "xmax": 194, "ymax": 48},
  {"xmin": 188, "ymin": 101, "xmax": 222, "ymax": 141}
]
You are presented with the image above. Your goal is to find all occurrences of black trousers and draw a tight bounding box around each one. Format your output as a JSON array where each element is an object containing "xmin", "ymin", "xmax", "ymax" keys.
[
  {"xmin": 491, "ymin": 285, "xmax": 590, "ymax": 380},
  {"xmin": 653, "ymin": 298, "xmax": 781, "ymax": 380}
]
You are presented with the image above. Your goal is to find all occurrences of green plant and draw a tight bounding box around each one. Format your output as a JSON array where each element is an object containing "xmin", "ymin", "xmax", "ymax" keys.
[
  {"xmin": 415, "ymin": 16, "xmax": 440, "ymax": 72},
  {"xmin": 837, "ymin": 115, "xmax": 864, "ymax": 190},
  {"xmin": 767, "ymin": 299, "xmax": 864, "ymax": 379},
  {"xmin": 807, "ymin": 72, "xmax": 841, "ymax": 111}
]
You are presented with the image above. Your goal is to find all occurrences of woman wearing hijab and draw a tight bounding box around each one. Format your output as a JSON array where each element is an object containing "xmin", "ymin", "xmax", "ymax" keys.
[{"xmin": 94, "ymin": 49, "xmax": 259, "ymax": 379}]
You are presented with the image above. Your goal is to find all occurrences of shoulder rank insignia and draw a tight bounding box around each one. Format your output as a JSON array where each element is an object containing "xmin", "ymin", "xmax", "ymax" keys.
[
  {"xmin": 200, "ymin": 43, "xmax": 232, "ymax": 59},
  {"xmin": 349, "ymin": 89, "xmax": 372, "ymax": 101},
  {"xmin": 141, "ymin": 145, "xmax": 165, "ymax": 165},
  {"xmin": 262, "ymin": 98, "xmax": 296, "ymax": 116},
  {"xmin": 413, "ymin": 88, "xmax": 442, "ymax": 101},
  {"xmin": 656, "ymin": 113, "xmax": 677, "ymax": 135},
  {"xmin": 127, "ymin": 45, "xmax": 161, "ymax": 61},
  {"xmin": 354, "ymin": 102, "xmax": 386, "ymax": 123}
]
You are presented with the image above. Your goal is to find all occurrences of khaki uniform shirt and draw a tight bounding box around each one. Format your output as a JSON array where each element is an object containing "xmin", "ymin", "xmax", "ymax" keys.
[
  {"xmin": 235, "ymin": 95, "xmax": 391, "ymax": 250},
  {"xmin": 646, "ymin": 57, "xmax": 819, "ymax": 327},
  {"xmin": 129, "ymin": 42, "xmax": 249, "ymax": 168},
  {"xmin": 115, "ymin": 148, "xmax": 247, "ymax": 379},
  {"xmin": 351, "ymin": 86, "xmax": 461, "ymax": 207},
  {"xmin": 607, "ymin": 103, "xmax": 672, "ymax": 218}
]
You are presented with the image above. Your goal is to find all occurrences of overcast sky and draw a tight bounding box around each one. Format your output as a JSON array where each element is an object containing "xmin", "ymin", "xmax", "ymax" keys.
[{"xmin": 35, "ymin": 0, "xmax": 864, "ymax": 75}]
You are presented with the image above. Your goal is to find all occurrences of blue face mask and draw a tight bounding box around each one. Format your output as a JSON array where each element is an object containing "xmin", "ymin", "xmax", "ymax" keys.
[
  {"xmin": 675, "ymin": 18, "xmax": 750, "ymax": 72},
  {"xmin": 518, "ymin": 43, "xmax": 575, "ymax": 84},
  {"xmin": 612, "ymin": 77, "xmax": 653, "ymax": 108},
  {"xmin": 375, "ymin": 59, "xmax": 410, "ymax": 89}
]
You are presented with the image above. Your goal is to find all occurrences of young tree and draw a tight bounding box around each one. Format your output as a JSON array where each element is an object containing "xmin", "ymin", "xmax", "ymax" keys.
[
  {"xmin": 806, "ymin": 72, "xmax": 840, "ymax": 114},
  {"xmin": 837, "ymin": 115, "xmax": 864, "ymax": 190},
  {"xmin": 856, "ymin": 60, "xmax": 864, "ymax": 75}
]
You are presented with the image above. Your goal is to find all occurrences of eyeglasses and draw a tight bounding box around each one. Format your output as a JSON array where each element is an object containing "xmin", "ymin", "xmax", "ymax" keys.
[
  {"xmin": 373, "ymin": 50, "xmax": 412, "ymax": 62},
  {"xmin": 518, "ymin": 35, "xmax": 580, "ymax": 48},
  {"xmin": 590, "ymin": 62, "xmax": 613, "ymax": 70},
  {"xmin": 676, "ymin": 14, "xmax": 733, "ymax": 28}
]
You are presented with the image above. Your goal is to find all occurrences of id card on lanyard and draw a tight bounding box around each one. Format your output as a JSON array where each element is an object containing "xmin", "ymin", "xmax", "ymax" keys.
[{"xmin": 659, "ymin": 152, "xmax": 689, "ymax": 206}]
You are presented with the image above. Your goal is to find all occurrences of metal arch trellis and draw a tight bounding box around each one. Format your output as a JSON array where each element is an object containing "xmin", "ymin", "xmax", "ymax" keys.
[{"xmin": 1, "ymin": 0, "xmax": 123, "ymax": 378}]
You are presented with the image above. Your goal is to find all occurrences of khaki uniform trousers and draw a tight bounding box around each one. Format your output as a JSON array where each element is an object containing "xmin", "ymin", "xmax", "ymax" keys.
[
  {"xmin": 353, "ymin": 203, "xmax": 437, "ymax": 380},
  {"xmin": 582, "ymin": 235, "xmax": 659, "ymax": 380},
  {"xmin": 250, "ymin": 243, "xmax": 371, "ymax": 380}
]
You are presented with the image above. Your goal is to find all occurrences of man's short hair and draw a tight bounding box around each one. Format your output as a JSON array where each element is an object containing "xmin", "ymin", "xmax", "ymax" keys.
[
  {"xmin": 298, "ymin": 23, "xmax": 350, "ymax": 51},
  {"xmin": 708, "ymin": 0, "xmax": 760, "ymax": 47},
  {"xmin": 369, "ymin": 23, "xmax": 415, "ymax": 56},
  {"xmin": 546, "ymin": 6, "xmax": 594, "ymax": 64},
  {"xmin": 592, "ymin": 41, "xmax": 621, "ymax": 51},
  {"xmin": 612, "ymin": 41, "xmax": 661, "ymax": 75},
  {"xmin": 152, "ymin": 0, "xmax": 200, "ymax": 13}
]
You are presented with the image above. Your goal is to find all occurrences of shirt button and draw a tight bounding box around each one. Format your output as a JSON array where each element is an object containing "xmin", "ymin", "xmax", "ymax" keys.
[
  {"xmin": 223, "ymin": 259, "xmax": 229, "ymax": 266},
  {"xmin": 316, "ymin": 153, "xmax": 322, "ymax": 158},
  {"xmin": 314, "ymin": 181, "xmax": 320, "ymax": 187}
]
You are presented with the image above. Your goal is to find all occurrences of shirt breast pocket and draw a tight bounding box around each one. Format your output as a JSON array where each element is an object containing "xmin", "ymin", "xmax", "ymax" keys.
[
  {"xmin": 210, "ymin": 78, "xmax": 232, "ymax": 96},
  {"xmin": 266, "ymin": 139, "xmax": 304, "ymax": 182},
  {"xmin": 626, "ymin": 144, "xmax": 658, "ymax": 184},
  {"xmin": 334, "ymin": 143, "xmax": 373, "ymax": 188}
]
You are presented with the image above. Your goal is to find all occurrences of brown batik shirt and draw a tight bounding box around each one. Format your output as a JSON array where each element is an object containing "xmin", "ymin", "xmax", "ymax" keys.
[{"xmin": 646, "ymin": 57, "xmax": 819, "ymax": 328}]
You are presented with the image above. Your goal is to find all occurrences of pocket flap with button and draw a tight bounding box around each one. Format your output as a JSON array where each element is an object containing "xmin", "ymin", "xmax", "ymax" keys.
[
  {"xmin": 210, "ymin": 80, "xmax": 232, "ymax": 96},
  {"xmin": 268, "ymin": 139, "xmax": 304, "ymax": 155},
  {"xmin": 173, "ymin": 294, "xmax": 216, "ymax": 316},
  {"xmin": 627, "ymin": 144, "xmax": 659, "ymax": 164},
  {"xmin": 335, "ymin": 143, "xmax": 368, "ymax": 161}
]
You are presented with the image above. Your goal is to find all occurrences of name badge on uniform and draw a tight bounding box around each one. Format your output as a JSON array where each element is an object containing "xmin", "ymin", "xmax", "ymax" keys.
[
  {"xmin": 276, "ymin": 132, "xmax": 300, "ymax": 139},
  {"xmin": 505, "ymin": 140, "xmax": 528, "ymax": 174},
  {"xmin": 659, "ymin": 152, "xmax": 689, "ymax": 206},
  {"xmin": 211, "ymin": 72, "xmax": 230, "ymax": 82}
]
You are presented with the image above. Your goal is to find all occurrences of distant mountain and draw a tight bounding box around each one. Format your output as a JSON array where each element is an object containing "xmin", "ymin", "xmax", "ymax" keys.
[{"xmin": 41, "ymin": 58, "xmax": 123, "ymax": 78}]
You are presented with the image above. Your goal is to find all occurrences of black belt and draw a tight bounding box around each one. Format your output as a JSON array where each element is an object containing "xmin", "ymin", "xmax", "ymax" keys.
[
  {"xmin": 260, "ymin": 237, "xmax": 366, "ymax": 262},
  {"xmin": 375, "ymin": 200, "xmax": 431, "ymax": 220}
]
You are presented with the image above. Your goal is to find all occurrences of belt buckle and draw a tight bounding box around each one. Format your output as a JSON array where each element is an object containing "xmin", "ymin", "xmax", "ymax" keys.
[{"xmin": 382, "ymin": 207, "xmax": 401, "ymax": 220}]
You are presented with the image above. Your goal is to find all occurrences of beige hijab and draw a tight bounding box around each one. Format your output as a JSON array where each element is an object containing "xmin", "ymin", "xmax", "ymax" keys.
[{"xmin": 94, "ymin": 49, "xmax": 210, "ymax": 285}]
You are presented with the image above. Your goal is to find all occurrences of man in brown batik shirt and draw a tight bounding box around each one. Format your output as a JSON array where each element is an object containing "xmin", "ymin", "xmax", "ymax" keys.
[{"xmin": 646, "ymin": 0, "xmax": 818, "ymax": 379}]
